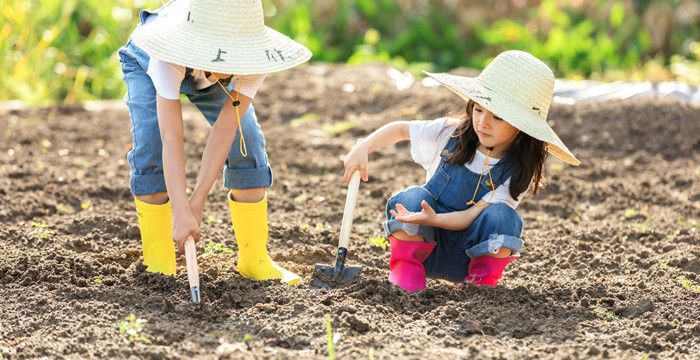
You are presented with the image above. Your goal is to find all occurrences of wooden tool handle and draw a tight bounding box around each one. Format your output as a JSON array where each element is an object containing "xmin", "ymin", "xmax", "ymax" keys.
[
  {"xmin": 338, "ymin": 170, "xmax": 361, "ymax": 249},
  {"xmin": 184, "ymin": 236, "xmax": 199, "ymax": 288}
]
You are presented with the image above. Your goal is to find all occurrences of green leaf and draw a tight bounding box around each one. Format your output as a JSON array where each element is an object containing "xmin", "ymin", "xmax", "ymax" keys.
[{"xmin": 369, "ymin": 236, "xmax": 389, "ymax": 251}]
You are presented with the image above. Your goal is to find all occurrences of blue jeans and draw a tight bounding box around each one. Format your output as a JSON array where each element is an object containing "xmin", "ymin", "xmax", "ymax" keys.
[{"xmin": 117, "ymin": 7, "xmax": 272, "ymax": 195}]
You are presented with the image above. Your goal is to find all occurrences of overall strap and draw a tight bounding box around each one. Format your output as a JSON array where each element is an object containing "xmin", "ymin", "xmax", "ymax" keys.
[{"xmin": 490, "ymin": 154, "xmax": 514, "ymax": 185}]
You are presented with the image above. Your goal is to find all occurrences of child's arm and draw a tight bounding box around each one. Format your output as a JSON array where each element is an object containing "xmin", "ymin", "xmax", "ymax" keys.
[
  {"xmin": 189, "ymin": 93, "xmax": 253, "ymax": 222},
  {"xmin": 390, "ymin": 200, "xmax": 490, "ymax": 231},
  {"xmin": 156, "ymin": 95, "xmax": 200, "ymax": 248},
  {"xmin": 342, "ymin": 121, "xmax": 411, "ymax": 183}
]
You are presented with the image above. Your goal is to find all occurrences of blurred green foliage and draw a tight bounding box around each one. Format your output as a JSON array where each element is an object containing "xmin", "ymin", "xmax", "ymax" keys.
[{"xmin": 1, "ymin": 0, "xmax": 698, "ymax": 104}]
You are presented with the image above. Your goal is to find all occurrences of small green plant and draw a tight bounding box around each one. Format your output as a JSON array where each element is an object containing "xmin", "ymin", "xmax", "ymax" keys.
[
  {"xmin": 242, "ymin": 333, "xmax": 253, "ymax": 342},
  {"xmin": 658, "ymin": 259, "xmax": 670, "ymax": 267},
  {"xmin": 56, "ymin": 203, "xmax": 76, "ymax": 214},
  {"xmin": 93, "ymin": 277, "xmax": 103, "ymax": 285},
  {"xmin": 206, "ymin": 215, "xmax": 218, "ymax": 224},
  {"xmin": 677, "ymin": 276, "xmax": 700, "ymax": 293},
  {"xmin": 28, "ymin": 222, "xmax": 54, "ymax": 240},
  {"xmin": 624, "ymin": 208, "xmax": 649, "ymax": 220},
  {"xmin": 116, "ymin": 313, "xmax": 151, "ymax": 344},
  {"xmin": 202, "ymin": 242, "xmax": 235, "ymax": 258},
  {"xmin": 325, "ymin": 312, "xmax": 335, "ymax": 360},
  {"xmin": 369, "ymin": 236, "xmax": 389, "ymax": 251},
  {"xmin": 290, "ymin": 113, "xmax": 319, "ymax": 128},
  {"xmin": 633, "ymin": 222, "xmax": 650, "ymax": 232},
  {"xmin": 593, "ymin": 306, "xmax": 620, "ymax": 321},
  {"xmin": 80, "ymin": 199, "xmax": 92, "ymax": 210},
  {"xmin": 315, "ymin": 222, "xmax": 331, "ymax": 231},
  {"xmin": 678, "ymin": 218, "xmax": 700, "ymax": 230},
  {"xmin": 323, "ymin": 120, "xmax": 356, "ymax": 136}
]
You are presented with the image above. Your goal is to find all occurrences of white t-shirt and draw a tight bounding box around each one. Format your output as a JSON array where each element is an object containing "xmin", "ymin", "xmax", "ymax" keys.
[
  {"xmin": 142, "ymin": 7, "xmax": 265, "ymax": 100},
  {"xmin": 146, "ymin": 58, "xmax": 266, "ymax": 100},
  {"xmin": 408, "ymin": 117, "xmax": 525, "ymax": 209}
]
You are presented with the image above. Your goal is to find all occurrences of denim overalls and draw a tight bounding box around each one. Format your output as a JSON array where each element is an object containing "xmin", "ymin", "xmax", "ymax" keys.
[
  {"xmin": 117, "ymin": 2, "xmax": 272, "ymax": 196},
  {"xmin": 384, "ymin": 136, "xmax": 525, "ymax": 282}
]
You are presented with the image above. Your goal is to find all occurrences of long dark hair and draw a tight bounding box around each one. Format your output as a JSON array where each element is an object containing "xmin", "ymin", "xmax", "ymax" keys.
[{"xmin": 445, "ymin": 100, "xmax": 548, "ymax": 199}]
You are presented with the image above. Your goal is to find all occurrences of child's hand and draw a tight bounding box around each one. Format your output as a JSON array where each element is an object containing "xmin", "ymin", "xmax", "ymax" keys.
[
  {"xmin": 172, "ymin": 206, "xmax": 200, "ymax": 254},
  {"xmin": 389, "ymin": 201, "xmax": 437, "ymax": 226},
  {"xmin": 342, "ymin": 142, "xmax": 369, "ymax": 183}
]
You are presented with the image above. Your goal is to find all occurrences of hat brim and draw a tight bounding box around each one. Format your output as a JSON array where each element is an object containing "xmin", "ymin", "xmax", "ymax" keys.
[
  {"xmin": 424, "ymin": 71, "xmax": 580, "ymax": 166},
  {"xmin": 131, "ymin": 3, "xmax": 311, "ymax": 75}
]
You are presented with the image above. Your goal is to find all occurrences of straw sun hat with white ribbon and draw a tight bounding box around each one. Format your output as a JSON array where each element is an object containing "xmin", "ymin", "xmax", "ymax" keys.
[
  {"xmin": 131, "ymin": 0, "xmax": 312, "ymax": 75},
  {"xmin": 424, "ymin": 50, "xmax": 580, "ymax": 166}
]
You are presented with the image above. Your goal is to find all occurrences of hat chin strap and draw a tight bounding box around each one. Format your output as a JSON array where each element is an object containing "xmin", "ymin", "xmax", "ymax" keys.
[
  {"xmin": 466, "ymin": 148, "xmax": 496, "ymax": 207},
  {"xmin": 217, "ymin": 80, "xmax": 247, "ymax": 157}
]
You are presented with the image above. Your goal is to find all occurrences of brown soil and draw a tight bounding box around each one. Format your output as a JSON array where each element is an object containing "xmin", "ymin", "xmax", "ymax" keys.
[{"xmin": 1, "ymin": 64, "xmax": 699, "ymax": 359}]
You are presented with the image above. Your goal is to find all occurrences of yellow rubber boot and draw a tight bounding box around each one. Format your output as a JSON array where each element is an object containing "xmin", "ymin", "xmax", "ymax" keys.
[
  {"xmin": 228, "ymin": 192, "xmax": 300, "ymax": 285},
  {"xmin": 134, "ymin": 198, "xmax": 177, "ymax": 275}
]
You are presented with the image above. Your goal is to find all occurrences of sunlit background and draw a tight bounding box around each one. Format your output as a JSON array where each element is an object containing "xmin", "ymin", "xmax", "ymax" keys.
[{"xmin": 1, "ymin": 0, "xmax": 698, "ymax": 104}]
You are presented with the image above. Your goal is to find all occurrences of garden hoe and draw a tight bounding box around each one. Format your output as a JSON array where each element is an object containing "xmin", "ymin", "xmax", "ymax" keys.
[
  {"xmin": 311, "ymin": 170, "xmax": 362, "ymax": 289},
  {"xmin": 184, "ymin": 235, "xmax": 201, "ymax": 303}
]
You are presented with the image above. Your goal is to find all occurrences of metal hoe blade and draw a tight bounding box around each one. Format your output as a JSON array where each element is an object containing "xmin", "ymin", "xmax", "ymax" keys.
[{"xmin": 310, "ymin": 247, "xmax": 361, "ymax": 289}]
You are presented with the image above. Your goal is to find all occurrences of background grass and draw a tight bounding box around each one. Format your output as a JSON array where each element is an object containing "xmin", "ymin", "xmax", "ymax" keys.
[{"xmin": 1, "ymin": 0, "xmax": 699, "ymax": 104}]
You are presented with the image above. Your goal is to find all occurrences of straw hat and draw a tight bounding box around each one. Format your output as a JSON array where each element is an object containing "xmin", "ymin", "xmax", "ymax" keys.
[
  {"xmin": 131, "ymin": 0, "xmax": 312, "ymax": 75},
  {"xmin": 424, "ymin": 50, "xmax": 580, "ymax": 166}
]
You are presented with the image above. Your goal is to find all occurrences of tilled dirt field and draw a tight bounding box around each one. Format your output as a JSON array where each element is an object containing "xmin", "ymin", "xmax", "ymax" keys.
[{"xmin": 1, "ymin": 64, "xmax": 699, "ymax": 359}]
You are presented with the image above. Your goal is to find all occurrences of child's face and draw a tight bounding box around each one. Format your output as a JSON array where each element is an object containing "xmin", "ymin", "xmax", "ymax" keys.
[{"xmin": 472, "ymin": 102, "xmax": 519, "ymax": 150}]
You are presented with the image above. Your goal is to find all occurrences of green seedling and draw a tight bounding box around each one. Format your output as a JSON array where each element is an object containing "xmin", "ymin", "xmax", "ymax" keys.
[
  {"xmin": 242, "ymin": 333, "xmax": 253, "ymax": 342},
  {"xmin": 369, "ymin": 236, "xmax": 389, "ymax": 251},
  {"xmin": 206, "ymin": 215, "xmax": 222, "ymax": 224},
  {"xmin": 290, "ymin": 113, "xmax": 319, "ymax": 128},
  {"xmin": 323, "ymin": 120, "xmax": 355, "ymax": 136},
  {"xmin": 202, "ymin": 242, "xmax": 235, "ymax": 258},
  {"xmin": 678, "ymin": 218, "xmax": 699, "ymax": 230},
  {"xmin": 28, "ymin": 222, "xmax": 53, "ymax": 240},
  {"xmin": 80, "ymin": 199, "xmax": 92, "ymax": 210},
  {"xmin": 633, "ymin": 222, "xmax": 650, "ymax": 232},
  {"xmin": 300, "ymin": 223, "xmax": 311, "ymax": 231},
  {"xmin": 116, "ymin": 313, "xmax": 151, "ymax": 344},
  {"xmin": 325, "ymin": 313, "xmax": 335, "ymax": 360},
  {"xmin": 677, "ymin": 276, "xmax": 700, "ymax": 293},
  {"xmin": 315, "ymin": 222, "xmax": 331, "ymax": 231},
  {"xmin": 593, "ymin": 306, "xmax": 620, "ymax": 321},
  {"xmin": 572, "ymin": 215, "xmax": 582, "ymax": 223},
  {"xmin": 624, "ymin": 208, "xmax": 649, "ymax": 220},
  {"xmin": 56, "ymin": 203, "xmax": 76, "ymax": 214},
  {"xmin": 658, "ymin": 260, "xmax": 669, "ymax": 267},
  {"xmin": 93, "ymin": 277, "xmax": 103, "ymax": 285},
  {"xmin": 40, "ymin": 139, "xmax": 51, "ymax": 154}
]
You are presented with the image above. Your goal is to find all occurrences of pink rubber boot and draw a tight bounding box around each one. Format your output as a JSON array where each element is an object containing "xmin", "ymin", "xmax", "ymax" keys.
[
  {"xmin": 388, "ymin": 236, "xmax": 436, "ymax": 292},
  {"xmin": 465, "ymin": 255, "xmax": 517, "ymax": 287}
]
